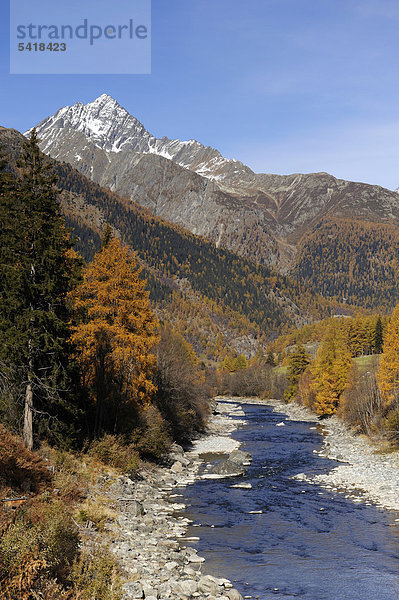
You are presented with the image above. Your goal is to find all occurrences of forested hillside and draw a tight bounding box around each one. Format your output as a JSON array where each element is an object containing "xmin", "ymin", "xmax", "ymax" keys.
[
  {"xmin": 293, "ymin": 219, "xmax": 399, "ymax": 311},
  {"xmin": 0, "ymin": 127, "xmax": 337, "ymax": 360}
]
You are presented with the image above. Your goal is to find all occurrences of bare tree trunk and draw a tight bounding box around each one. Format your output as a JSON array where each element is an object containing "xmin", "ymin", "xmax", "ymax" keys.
[
  {"xmin": 24, "ymin": 260, "xmax": 37, "ymax": 450},
  {"xmin": 23, "ymin": 374, "xmax": 33, "ymax": 450},
  {"xmin": 24, "ymin": 333, "xmax": 34, "ymax": 450},
  {"xmin": 94, "ymin": 348, "xmax": 106, "ymax": 437}
]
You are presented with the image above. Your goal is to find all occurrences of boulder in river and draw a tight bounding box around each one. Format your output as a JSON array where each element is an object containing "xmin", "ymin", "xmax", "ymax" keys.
[
  {"xmin": 209, "ymin": 449, "xmax": 252, "ymax": 477},
  {"xmin": 210, "ymin": 458, "xmax": 247, "ymax": 477},
  {"xmin": 227, "ymin": 589, "xmax": 244, "ymax": 600},
  {"xmin": 198, "ymin": 575, "xmax": 223, "ymax": 595},
  {"xmin": 228, "ymin": 450, "xmax": 252, "ymax": 466},
  {"xmin": 231, "ymin": 482, "xmax": 252, "ymax": 489}
]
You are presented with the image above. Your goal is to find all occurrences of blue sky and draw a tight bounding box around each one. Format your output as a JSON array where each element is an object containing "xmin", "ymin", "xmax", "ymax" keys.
[{"xmin": 1, "ymin": 0, "xmax": 398, "ymax": 188}]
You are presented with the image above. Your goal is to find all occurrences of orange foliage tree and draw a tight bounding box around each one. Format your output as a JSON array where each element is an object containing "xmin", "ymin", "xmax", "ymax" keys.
[
  {"xmin": 377, "ymin": 304, "xmax": 399, "ymax": 410},
  {"xmin": 70, "ymin": 237, "xmax": 159, "ymax": 436},
  {"xmin": 312, "ymin": 321, "xmax": 352, "ymax": 416}
]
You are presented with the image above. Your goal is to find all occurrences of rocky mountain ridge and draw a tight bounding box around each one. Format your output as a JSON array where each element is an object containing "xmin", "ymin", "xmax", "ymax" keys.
[
  {"xmin": 28, "ymin": 95, "xmax": 399, "ymax": 276},
  {"xmin": 2, "ymin": 126, "xmax": 333, "ymax": 359}
]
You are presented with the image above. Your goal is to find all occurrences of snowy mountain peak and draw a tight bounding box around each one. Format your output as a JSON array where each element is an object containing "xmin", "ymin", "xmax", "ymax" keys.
[
  {"xmin": 27, "ymin": 94, "xmax": 253, "ymax": 187},
  {"xmin": 83, "ymin": 93, "xmax": 127, "ymax": 113},
  {"xmin": 26, "ymin": 94, "xmax": 151, "ymax": 154},
  {"xmin": 91, "ymin": 93, "xmax": 119, "ymax": 105}
]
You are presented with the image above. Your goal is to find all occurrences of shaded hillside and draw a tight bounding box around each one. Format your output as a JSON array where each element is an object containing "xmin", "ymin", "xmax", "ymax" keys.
[
  {"xmin": 294, "ymin": 219, "xmax": 399, "ymax": 311},
  {"xmin": 63, "ymin": 211, "xmax": 267, "ymax": 359},
  {"xmin": 1, "ymin": 127, "xmax": 335, "ymax": 359},
  {"xmin": 56, "ymin": 160, "xmax": 295, "ymax": 333},
  {"xmin": 30, "ymin": 95, "xmax": 399, "ymax": 280}
]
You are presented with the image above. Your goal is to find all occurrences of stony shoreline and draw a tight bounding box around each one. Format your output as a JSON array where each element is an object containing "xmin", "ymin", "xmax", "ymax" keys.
[
  {"xmin": 298, "ymin": 416, "xmax": 399, "ymax": 512},
  {"xmin": 93, "ymin": 396, "xmax": 399, "ymax": 600},
  {"xmin": 96, "ymin": 400, "xmax": 247, "ymax": 600},
  {"xmin": 224, "ymin": 396, "xmax": 399, "ymax": 513}
]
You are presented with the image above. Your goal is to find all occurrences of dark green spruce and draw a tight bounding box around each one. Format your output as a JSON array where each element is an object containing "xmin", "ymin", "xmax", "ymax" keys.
[
  {"xmin": 0, "ymin": 130, "xmax": 81, "ymax": 449},
  {"xmin": 375, "ymin": 316, "xmax": 383, "ymax": 354},
  {"xmin": 284, "ymin": 343, "xmax": 310, "ymax": 401}
]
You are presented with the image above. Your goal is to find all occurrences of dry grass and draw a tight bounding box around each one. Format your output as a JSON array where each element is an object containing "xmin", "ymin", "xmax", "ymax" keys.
[
  {"xmin": 0, "ymin": 425, "xmax": 51, "ymax": 497},
  {"xmin": 88, "ymin": 435, "xmax": 140, "ymax": 474},
  {"xmin": 75, "ymin": 495, "xmax": 117, "ymax": 531},
  {"xmin": 0, "ymin": 428, "xmax": 124, "ymax": 599}
]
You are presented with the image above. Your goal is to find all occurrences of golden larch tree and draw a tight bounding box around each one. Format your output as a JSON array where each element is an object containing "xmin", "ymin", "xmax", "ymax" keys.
[
  {"xmin": 377, "ymin": 304, "xmax": 399, "ymax": 409},
  {"xmin": 70, "ymin": 237, "xmax": 159, "ymax": 435},
  {"xmin": 312, "ymin": 321, "xmax": 352, "ymax": 416}
]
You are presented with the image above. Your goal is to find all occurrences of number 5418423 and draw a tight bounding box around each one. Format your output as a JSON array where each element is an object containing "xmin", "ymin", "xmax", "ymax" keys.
[{"xmin": 18, "ymin": 42, "xmax": 67, "ymax": 51}]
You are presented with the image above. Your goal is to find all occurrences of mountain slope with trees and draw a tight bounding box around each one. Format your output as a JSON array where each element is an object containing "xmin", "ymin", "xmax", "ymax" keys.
[
  {"xmin": 28, "ymin": 95, "xmax": 399, "ymax": 298},
  {"xmin": 293, "ymin": 218, "xmax": 399, "ymax": 310},
  {"xmin": 0, "ymin": 126, "xmax": 336, "ymax": 360},
  {"xmin": 0, "ymin": 130, "xmax": 210, "ymax": 451}
]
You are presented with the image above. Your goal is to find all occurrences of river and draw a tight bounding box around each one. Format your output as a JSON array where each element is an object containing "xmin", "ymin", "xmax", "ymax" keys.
[{"xmin": 180, "ymin": 401, "xmax": 399, "ymax": 600}]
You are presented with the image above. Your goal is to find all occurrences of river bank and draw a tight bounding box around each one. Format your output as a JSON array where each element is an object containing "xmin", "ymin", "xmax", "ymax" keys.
[
  {"xmin": 93, "ymin": 396, "xmax": 399, "ymax": 600},
  {"xmin": 94, "ymin": 401, "xmax": 246, "ymax": 600},
  {"xmin": 181, "ymin": 399, "xmax": 399, "ymax": 600},
  {"xmin": 217, "ymin": 396, "xmax": 399, "ymax": 513}
]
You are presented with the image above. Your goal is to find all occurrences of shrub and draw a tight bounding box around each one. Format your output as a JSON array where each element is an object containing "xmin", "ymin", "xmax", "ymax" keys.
[
  {"xmin": 218, "ymin": 365, "xmax": 273, "ymax": 397},
  {"xmin": 75, "ymin": 495, "xmax": 116, "ymax": 531},
  {"xmin": 154, "ymin": 326, "xmax": 210, "ymax": 443},
  {"xmin": 88, "ymin": 435, "xmax": 140, "ymax": 476},
  {"xmin": 338, "ymin": 364, "xmax": 383, "ymax": 433},
  {"xmin": 216, "ymin": 364, "xmax": 288, "ymax": 400},
  {"xmin": 270, "ymin": 370, "xmax": 288, "ymax": 400},
  {"xmin": 130, "ymin": 405, "xmax": 172, "ymax": 462},
  {"xmin": 0, "ymin": 550, "xmax": 48, "ymax": 600},
  {"xmin": 70, "ymin": 549, "xmax": 122, "ymax": 600},
  {"xmin": 296, "ymin": 369, "xmax": 316, "ymax": 409},
  {"xmin": 0, "ymin": 499, "xmax": 79, "ymax": 586},
  {"xmin": 384, "ymin": 409, "xmax": 399, "ymax": 443},
  {"xmin": 0, "ymin": 424, "xmax": 51, "ymax": 494}
]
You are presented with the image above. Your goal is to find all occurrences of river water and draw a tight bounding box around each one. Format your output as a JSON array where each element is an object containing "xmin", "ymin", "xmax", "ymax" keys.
[{"xmin": 180, "ymin": 401, "xmax": 399, "ymax": 600}]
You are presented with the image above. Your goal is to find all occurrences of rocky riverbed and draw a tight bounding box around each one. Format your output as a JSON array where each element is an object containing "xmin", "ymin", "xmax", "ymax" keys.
[
  {"xmin": 89, "ymin": 396, "xmax": 399, "ymax": 600},
  {"xmin": 94, "ymin": 401, "xmax": 247, "ymax": 600},
  {"xmin": 236, "ymin": 396, "xmax": 399, "ymax": 513}
]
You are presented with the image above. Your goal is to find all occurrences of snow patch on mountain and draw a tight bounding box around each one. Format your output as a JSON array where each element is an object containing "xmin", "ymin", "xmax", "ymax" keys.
[{"xmin": 25, "ymin": 94, "xmax": 246, "ymax": 186}]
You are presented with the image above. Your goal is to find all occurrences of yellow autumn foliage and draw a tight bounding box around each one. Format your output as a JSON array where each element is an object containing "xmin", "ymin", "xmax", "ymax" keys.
[
  {"xmin": 377, "ymin": 303, "xmax": 399, "ymax": 409},
  {"xmin": 70, "ymin": 238, "xmax": 159, "ymax": 434},
  {"xmin": 312, "ymin": 321, "xmax": 352, "ymax": 416}
]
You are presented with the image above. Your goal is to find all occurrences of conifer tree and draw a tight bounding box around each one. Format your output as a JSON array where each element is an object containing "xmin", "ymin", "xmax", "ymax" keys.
[
  {"xmin": 0, "ymin": 131, "xmax": 79, "ymax": 448},
  {"xmin": 221, "ymin": 353, "xmax": 247, "ymax": 373},
  {"xmin": 70, "ymin": 236, "xmax": 159, "ymax": 435},
  {"xmin": 101, "ymin": 223, "xmax": 114, "ymax": 249},
  {"xmin": 375, "ymin": 316, "xmax": 383, "ymax": 354},
  {"xmin": 221, "ymin": 354, "xmax": 238, "ymax": 373},
  {"xmin": 235, "ymin": 354, "xmax": 248, "ymax": 371},
  {"xmin": 266, "ymin": 351, "xmax": 276, "ymax": 367},
  {"xmin": 312, "ymin": 322, "xmax": 352, "ymax": 416},
  {"xmin": 284, "ymin": 344, "xmax": 310, "ymax": 401},
  {"xmin": 377, "ymin": 305, "xmax": 399, "ymax": 409}
]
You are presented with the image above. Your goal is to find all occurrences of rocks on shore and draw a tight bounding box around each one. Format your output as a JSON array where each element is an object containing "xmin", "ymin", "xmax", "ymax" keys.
[
  {"xmin": 95, "ymin": 402, "xmax": 247, "ymax": 600},
  {"xmin": 263, "ymin": 397, "xmax": 399, "ymax": 512},
  {"xmin": 307, "ymin": 417, "xmax": 399, "ymax": 511}
]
